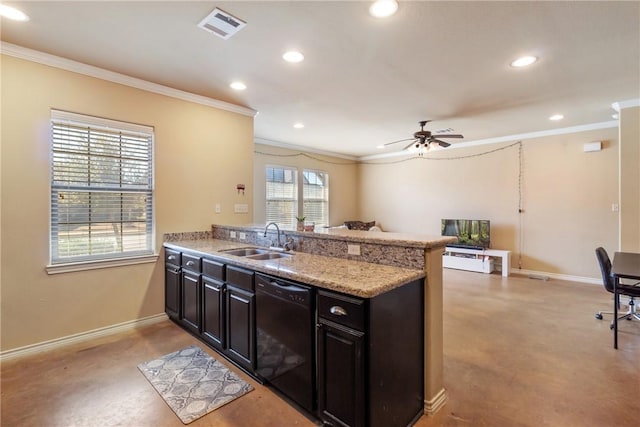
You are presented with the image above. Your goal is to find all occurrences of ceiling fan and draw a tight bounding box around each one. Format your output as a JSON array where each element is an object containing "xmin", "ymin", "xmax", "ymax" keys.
[{"xmin": 383, "ymin": 120, "xmax": 464, "ymax": 156}]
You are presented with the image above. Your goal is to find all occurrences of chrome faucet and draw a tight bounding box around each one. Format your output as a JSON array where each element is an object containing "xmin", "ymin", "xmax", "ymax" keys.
[{"xmin": 264, "ymin": 222, "xmax": 283, "ymax": 249}]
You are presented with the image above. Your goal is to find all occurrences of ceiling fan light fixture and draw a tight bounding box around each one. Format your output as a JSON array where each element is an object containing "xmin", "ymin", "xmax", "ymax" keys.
[
  {"xmin": 369, "ymin": 0, "xmax": 398, "ymax": 18},
  {"xmin": 0, "ymin": 4, "xmax": 29, "ymax": 21},
  {"xmin": 510, "ymin": 55, "xmax": 538, "ymax": 68},
  {"xmin": 283, "ymin": 51, "xmax": 304, "ymax": 63}
]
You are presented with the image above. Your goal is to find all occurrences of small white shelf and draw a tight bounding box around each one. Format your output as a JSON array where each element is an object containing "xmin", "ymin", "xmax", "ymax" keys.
[{"xmin": 443, "ymin": 247, "xmax": 511, "ymax": 277}]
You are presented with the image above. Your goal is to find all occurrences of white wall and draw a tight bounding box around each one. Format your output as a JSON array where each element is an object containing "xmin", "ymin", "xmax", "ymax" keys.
[{"xmin": 358, "ymin": 128, "xmax": 619, "ymax": 278}]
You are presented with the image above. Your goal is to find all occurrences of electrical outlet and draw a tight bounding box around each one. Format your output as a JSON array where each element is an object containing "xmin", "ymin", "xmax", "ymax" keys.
[
  {"xmin": 230, "ymin": 231, "xmax": 236, "ymax": 239},
  {"xmin": 347, "ymin": 244, "xmax": 361, "ymax": 256},
  {"xmin": 239, "ymin": 232, "xmax": 246, "ymax": 240},
  {"xmin": 215, "ymin": 203, "xmax": 221, "ymax": 214}
]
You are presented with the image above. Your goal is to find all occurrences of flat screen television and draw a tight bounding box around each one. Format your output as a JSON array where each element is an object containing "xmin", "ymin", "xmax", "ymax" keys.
[{"xmin": 441, "ymin": 219, "xmax": 490, "ymax": 249}]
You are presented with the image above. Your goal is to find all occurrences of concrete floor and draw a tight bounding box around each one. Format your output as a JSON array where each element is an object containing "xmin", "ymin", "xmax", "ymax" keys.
[{"xmin": 2, "ymin": 269, "xmax": 638, "ymax": 426}]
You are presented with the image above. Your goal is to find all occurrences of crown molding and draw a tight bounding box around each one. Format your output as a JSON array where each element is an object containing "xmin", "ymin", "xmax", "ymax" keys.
[
  {"xmin": 611, "ymin": 98, "xmax": 640, "ymax": 112},
  {"xmin": 254, "ymin": 137, "xmax": 359, "ymax": 161},
  {"xmin": 359, "ymin": 120, "xmax": 619, "ymax": 161},
  {"xmin": 0, "ymin": 42, "xmax": 257, "ymax": 117}
]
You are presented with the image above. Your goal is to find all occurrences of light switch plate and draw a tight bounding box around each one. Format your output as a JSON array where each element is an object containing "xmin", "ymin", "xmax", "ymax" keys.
[{"xmin": 215, "ymin": 203, "xmax": 221, "ymax": 214}]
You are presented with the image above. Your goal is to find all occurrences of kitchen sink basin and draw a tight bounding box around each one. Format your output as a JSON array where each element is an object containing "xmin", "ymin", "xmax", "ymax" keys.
[
  {"xmin": 247, "ymin": 252, "xmax": 293, "ymax": 260},
  {"xmin": 220, "ymin": 247, "xmax": 270, "ymax": 256}
]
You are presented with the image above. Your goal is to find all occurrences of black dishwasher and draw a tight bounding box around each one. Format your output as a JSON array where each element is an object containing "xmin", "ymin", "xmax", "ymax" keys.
[{"xmin": 255, "ymin": 273, "xmax": 314, "ymax": 412}]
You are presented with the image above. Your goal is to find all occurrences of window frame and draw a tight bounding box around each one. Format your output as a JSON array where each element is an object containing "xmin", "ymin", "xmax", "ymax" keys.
[
  {"xmin": 265, "ymin": 164, "xmax": 299, "ymax": 229},
  {"xmin": 302, "ymin": 168, "xmax": 330, "ymax": 228},
  {"xmin": 47, "ymin": 110, "xmax": 157, "ymax": 274},
  {"xmin": 263, "ymin": 165, "xmax": 330, "ymax": 229}
]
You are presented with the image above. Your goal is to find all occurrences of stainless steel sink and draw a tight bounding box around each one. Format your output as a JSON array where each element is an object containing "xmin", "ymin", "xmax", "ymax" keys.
[
  {"xmin": 220, "ymin": 247, "xmax": 270, "ymax": 256},
  {"xmin": 247, "ymin": 252, "xmax": 293, "ymax": 260}
]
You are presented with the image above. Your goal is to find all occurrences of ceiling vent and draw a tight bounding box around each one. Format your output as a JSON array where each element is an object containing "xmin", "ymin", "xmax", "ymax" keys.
[{"xmin": 198, "ymin": 8, "xmax": 246, "ymax": 40}]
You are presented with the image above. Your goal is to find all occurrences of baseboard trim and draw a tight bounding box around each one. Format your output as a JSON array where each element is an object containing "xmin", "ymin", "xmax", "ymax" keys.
[
  {"xmin": 424, "ymin": 387, "xmax": 448, "ymax": 415},
  {"xmin": 510, "ymin": 268, "xmax": 601, "ymax": 285},
  {"xmin": 0, "ymin": 313, "xmax": 168, "ymax": 362}
]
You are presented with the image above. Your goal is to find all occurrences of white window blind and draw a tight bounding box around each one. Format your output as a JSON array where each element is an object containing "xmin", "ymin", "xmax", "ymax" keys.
[
  {"xmin": 50, "ymin": 110, "xmax": 154, "ymax": 264},
  {"xmin": 303, "ymin": 169, "xmax": 329, "ymax": 227},
  {"xmin": 266, "ymin": 166, "xmax": 297, "ymax": 229}
]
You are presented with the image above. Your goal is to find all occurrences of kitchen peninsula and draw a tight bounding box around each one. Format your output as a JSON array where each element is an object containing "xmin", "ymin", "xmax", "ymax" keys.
[{"xmin": 164, "ymin": 224, "xmax": 455, "ymax": 426}]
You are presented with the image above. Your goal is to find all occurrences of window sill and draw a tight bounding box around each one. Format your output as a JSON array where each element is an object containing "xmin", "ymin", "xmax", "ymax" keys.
[{"xmin": 46, "ymin": 254, "xmax": 159, "ymax": 275}]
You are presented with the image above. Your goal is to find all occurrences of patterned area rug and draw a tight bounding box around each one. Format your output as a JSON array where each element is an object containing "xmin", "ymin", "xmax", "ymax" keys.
[{"xmin": 138, "ymin": 345, "xmax": 253, "ymax": 424}]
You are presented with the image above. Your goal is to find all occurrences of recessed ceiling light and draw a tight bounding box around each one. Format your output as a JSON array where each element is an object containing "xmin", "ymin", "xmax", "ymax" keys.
[
  {"xmin": 376, "ymin": 144, "xmax": 385, "ymax": 149},
  {"xmin": 612, "ymin": 113, "xmax": 619, "ymax": 120},
  {"xmin": 230, "ymin": 81, "xmax": 247, "ymax": 90},
  {"xmin": 369, "ymin": 0, "xmax": 398, "ymax": 18},
  {"xmin": 283, "ymin": 51, "xmax": 304, "ymax": 63},
  {"xmin": 510, "ymin": 56, "xmax": 538, "ymax": 68},
  {"xmin": 549, "ymin": 114, "xmax": 564, "ymax": 121},
  {"xmin": 0, "ymin": 4, "xmax": 29, "ymax": 21},
  {"xmin": 293, "ymin": 123, "xmax": 305, "ymax": 129}
]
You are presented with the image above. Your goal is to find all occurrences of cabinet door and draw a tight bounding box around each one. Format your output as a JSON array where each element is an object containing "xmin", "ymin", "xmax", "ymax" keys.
[
  {"xmin": 226, "ymin": 285, "xmax": 255, "ymax": 371},
  {"xmin": 181, "ymin": 270, "xmax": 201, "ymax": 334},
  {"xmin": 202, "ymin": 276, "xmax": 225, "ymax": 350},
  {"xmin": 165, "ymin": 264, "xmax": 181, "ymax": 319},
  {"xmin": 317, "ymin": 320, "xmax": 365, "ymax": 427}
]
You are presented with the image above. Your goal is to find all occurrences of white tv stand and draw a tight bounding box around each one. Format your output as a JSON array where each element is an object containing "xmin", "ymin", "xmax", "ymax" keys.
[{"xmin": 443, "ymin": 247, "xmax": 511, "ymax": 277}]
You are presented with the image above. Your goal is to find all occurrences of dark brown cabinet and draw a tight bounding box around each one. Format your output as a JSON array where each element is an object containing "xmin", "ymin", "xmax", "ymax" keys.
[
  {"xmin": 181, "ymin": 271, "xmax": 201, "ymax": 334},
  {"xmin": 316, "ymin": 283, "xmax": 424, "ymax": 427},
  {"xmin": 202, "ymin": 259, "xmax": 226, "ymax": 350},
  {"xmin": 164, "ymin": 244, "xmax": 424, "ymax": 427},
  {"xmin": 202, "ymin": 276, "xmax": 225, "ymax": 350},
  {"xmin": 317, "ymin": 319, "xmax": 365, "ymax": 427},
  {"xmin": 164, "ymin": 249, "xmax": 181, "ymax": 320},
  {"xmin": 224, "ymin": 265, "xmax": 256, "ymax": 372},
  {"xmin": 180, "ymin": 253, "xmax": 202, "ymax": 334}
]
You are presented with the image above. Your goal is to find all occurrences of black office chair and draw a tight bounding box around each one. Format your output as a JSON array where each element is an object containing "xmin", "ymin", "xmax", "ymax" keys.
[{"xmin": 594, "ymin": 247, "xmax": 640, "ymax": 329}]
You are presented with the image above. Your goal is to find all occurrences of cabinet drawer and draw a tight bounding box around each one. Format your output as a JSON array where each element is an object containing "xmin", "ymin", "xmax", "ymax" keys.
[
  {"xmin": 165, "ymin": 248, "xmax": 181, "ymax": 266},
  {"xmin": 318, "ymin": 290, "xmax": 365, "ymax": 331},
  {"xmin": 226, "ymin": 265, "xmax": 254, "ymax": 292},
  {"xmin": 181, "ymin": 253, "xmax": 202, "ymax": 273},
  {"xmin": 203, "ymin": 258, "xmax": 225, "ymax": 281}
]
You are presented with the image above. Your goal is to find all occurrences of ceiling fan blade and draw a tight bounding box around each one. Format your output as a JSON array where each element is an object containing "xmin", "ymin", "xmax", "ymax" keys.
[
  {"xmin": 432, "ymin": 134, "xmax": 463, "ymax": 139},
  {"xmin": 383, "ymin": 138, "xmax": 415, "ymax": 146},
  {"xmin": 432, "ymin": 139, "xmax": 451, "ymax": 147},
  {"xmin": 403, "ymin": 140, "xmax": 419, "ymax": 151}
]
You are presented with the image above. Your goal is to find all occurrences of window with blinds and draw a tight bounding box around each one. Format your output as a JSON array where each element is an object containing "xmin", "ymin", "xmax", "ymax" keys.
[
  {"xmin": 266, "ymin": 166, "xmax": 298, "ymax": 229},
  {"xmin": 303, "ymin": 169, "xmax": 329, "ymax": 227},
  {"xmin": 50, "ymin": 110, "xmax": 154, "ymax": 264}
]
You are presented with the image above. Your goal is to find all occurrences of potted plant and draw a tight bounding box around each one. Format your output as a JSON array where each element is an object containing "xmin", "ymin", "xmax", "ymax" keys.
[{"xmin": 296, "ymin": 216, "xmax": 305, "ymax": 231}]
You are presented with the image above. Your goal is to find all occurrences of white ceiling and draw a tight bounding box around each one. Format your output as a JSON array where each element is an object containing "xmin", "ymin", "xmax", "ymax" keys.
[{"xmin": 2, "ymin": 1, "xmax": 639, "ymax": 157}]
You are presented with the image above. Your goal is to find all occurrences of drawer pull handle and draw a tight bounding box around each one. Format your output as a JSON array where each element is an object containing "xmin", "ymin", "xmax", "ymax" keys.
[
  {"xmin": 330, "ymin": 305, "xmax": 347, "ymax": 316},
  {"xmin": 186, "ymin": 260, "xmax": 195, "ymax": 266},
  {"xmin": 167, "ymin": 255, "xmax": 176, "ymax": 260}
]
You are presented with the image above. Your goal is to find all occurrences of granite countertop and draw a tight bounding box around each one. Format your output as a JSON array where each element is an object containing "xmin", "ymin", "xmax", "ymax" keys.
[{"xmin": 164, "ymin": 239, "xmax": 425, "ymax": 298}]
